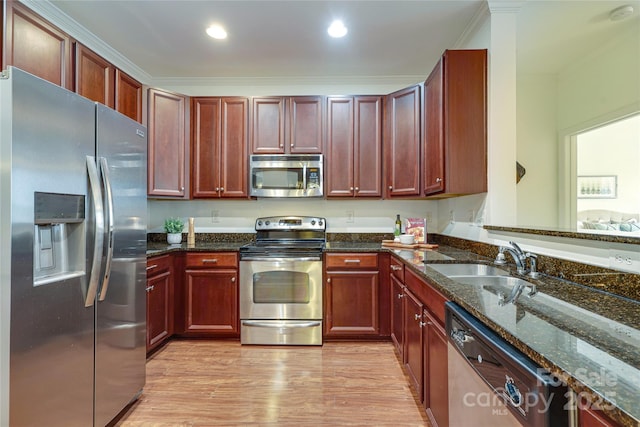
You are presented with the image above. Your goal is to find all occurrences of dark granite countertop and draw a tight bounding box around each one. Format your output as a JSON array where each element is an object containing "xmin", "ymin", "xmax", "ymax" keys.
[{"xmin": 146, "ymin": 239, "xmax": 639, "ymax": 426}]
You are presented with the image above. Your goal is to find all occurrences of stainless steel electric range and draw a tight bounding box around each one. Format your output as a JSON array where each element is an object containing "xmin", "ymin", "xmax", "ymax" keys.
[{"xmin": 239, "ymin": 216, "xmax": 326, "ymax": 345}]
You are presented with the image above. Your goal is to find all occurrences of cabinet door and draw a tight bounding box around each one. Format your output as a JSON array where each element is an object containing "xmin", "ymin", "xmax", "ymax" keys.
[
  {"xmin": 74, "ymin": 43, "xmax": 114, "ymax": 108},
  {"xmin": 403, "ymin": 288, "xmax": 424, "ymax": 402},
  {"xmin": 4, "ymin": 1, "xmax": 72, "ymax": 89},
  {"xmin": 442, "ymin": 49, "xmax": 488, "ymax": 195},
  {"xmin": 191, "ymin": 97, "xmax": 221, "ymax": 197},
  {"xmin": 326, "ymin": 97, "xmax": 354, "ymax": 197},
  {"xmin": 324, "ymin": 270, "xmax": 379, "ymax": 336},
  {"xmin": 148, "ymin": 88, "xmax": 188, "ymax": 197},
  {"xmin": 115, "ymin": 69, "xmax": 143, "ymax": 123},
  {"xmin": 354, "ymin": 96, "xmax": 383, "ymax": 197},
  {"xmin": 288, "ymin": 96, "xmax": 323, "ymax": 153},
  {"xmin": 185, "ymin": 269, "xmax": 238, "ymax": 335},
  {"xmin": 385, "ymin": 85, "xmax": 421, "ymax": 197},
  {"xmin": 424, "ymin": 310, "xmax": 449, "ymax": 427},
  {"xmin": 390, "ymin": 275, "xmax": 405, "ymax": 356},
  {"xmin": 219, "ymin": 98, "xmax": 249, "ymax": 198},
  {"xmin": 423, "ymin": 58, "xmax": 445, "ymax": 195},
  {"xmin": 251, "ymin": 96, "xmax": 285, "ymax": 153},
  {"xmin": 146, "ymin": 270, "xmax": 172, "ymax": 352},
  {"xmin": 579, "ymin": 405, "xmax": 620, "ymax": 427}
]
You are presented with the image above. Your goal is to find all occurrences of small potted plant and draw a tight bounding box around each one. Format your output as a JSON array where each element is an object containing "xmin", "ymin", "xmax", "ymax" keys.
[{"xmin": 164, "ymin": 217, "xmax": 185, "ymax": 244}]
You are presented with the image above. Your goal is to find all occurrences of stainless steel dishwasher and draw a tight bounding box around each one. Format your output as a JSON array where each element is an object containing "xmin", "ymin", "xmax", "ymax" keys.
[{"xmin": 446, "ymin": 302, "xmax": 569, "ymax": 427}]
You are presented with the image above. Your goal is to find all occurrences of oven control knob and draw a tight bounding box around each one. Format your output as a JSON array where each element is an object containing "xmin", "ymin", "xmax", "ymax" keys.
[
  {"xmin": 318, "ymin": 220, "xmax": 323, "ymax": 226},
  {"xmin": 257, "ymin": 220, "xmax": 263, "ymax": 227},
  {"xmin": 311, "ymin": 220, "xmax": 316, "ymax": 226},
  {"xmin": 265, "ymin": 220, "xmax": 270, "ymax": 226}
]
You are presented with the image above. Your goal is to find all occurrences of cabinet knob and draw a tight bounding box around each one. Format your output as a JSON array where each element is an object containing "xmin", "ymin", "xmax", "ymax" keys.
[
  {"xmin": 220, "ymin": 187, "xmax": 224, "ymax": 192},
  {"xmin": 397, "ymin": 293, "xmax": 404, "ymax": 299},
  {"xmin": 327, "ymin": 278, "xmax": 331, "ymax": 283},
  {"xmin": 290, "ymin": 143, "xmax": 294, "ymax": 148},
  {"xmin": 388, "ymin": 186, "xmax": 393, "ymax": 190},
  {"xmin": 215, "ymin": 187, "xmax": 220, "ymax": 191},
  {"xmin": 414, "ymin": 313, "xmax": 421, "ymax": 321},
  {"xmin": 180, "ymin": 186, "xmax": 185, "ymax": 191},
  {"xmin": 435, "ymin": 178, "xmax": 442, "ymax": 183},
  {"xmin": 145, "ymin": 285, "xmax": 154, "ymax": 292},
  {"xmin": 355, "ymin": 187, "xmax": 359, "ymax": 192},
  {"xmin": 350, "ymin": 187, "xmax": 354, "ymax": 191},
  {"xmin": 231, "ymin": 277, "xmax": 236, "ymax": 283},
  {"xmin": 419, "ymin": 321, "xmax": 427, "ymax": 328}
]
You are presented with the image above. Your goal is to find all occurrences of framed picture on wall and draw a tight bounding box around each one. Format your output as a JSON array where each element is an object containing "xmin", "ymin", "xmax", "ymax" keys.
[{"xmin": 577, "ymin": 175, "xmax": 617, "ymax": 199}]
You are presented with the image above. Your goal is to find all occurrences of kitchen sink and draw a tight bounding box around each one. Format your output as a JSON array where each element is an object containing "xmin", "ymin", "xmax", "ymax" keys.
[
  {"xmin": 427, "ymin": 263, "xmax": 509, "ymax": 277},
  {"xmin": 450, "ymin": 274, "xmax": 532, "ymax": 289}
]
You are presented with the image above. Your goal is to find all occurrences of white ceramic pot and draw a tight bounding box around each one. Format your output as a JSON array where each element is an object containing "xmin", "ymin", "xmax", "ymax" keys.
[{"xmin": 167, "ymin": 233, "xmax": 182, "ymax": 244}]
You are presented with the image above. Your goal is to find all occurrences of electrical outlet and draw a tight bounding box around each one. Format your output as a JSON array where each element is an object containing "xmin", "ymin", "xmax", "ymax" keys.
[
  {"xmin": 608, "ymin": 249, "xmax": 640, "ymax": 273},
  {"xmin": 211, "ymin": 210, "xmax": 220, "ymax": 223},
  {"xmin": 346, "ymin": 210, "xmax": 354, "ymax": 223}
]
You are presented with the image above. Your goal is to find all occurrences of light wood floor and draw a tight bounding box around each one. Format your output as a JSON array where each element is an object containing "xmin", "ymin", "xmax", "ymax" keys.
[{"xmin": 115, "ymin": 340, "xmax": 431, "ymax": 426}]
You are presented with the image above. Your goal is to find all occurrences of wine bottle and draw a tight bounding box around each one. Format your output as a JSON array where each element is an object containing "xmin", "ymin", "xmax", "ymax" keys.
[{"xmin": 394, "ymin": 214, "xmax": 402, "ymax": 236}]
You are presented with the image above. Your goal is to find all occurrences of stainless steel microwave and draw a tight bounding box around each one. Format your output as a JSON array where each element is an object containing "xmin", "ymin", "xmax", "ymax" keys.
[{"xmin": 249, "ymin": 154, "xmax": 323, "ymax": 198}]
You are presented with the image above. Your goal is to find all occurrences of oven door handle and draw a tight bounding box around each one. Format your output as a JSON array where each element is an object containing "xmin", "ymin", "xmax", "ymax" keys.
[
  {"xmin": 239, "ymin": 257, "xmax": 321, "ymax": 262},
  {"xmin": 242, "ymin": 320, "xmax": 322, "ymax": 328}
]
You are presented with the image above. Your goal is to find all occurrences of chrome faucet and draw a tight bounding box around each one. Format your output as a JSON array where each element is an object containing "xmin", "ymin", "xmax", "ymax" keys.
[
  {"xmin": 495, "ymin": 241, "xmax": 540, "ymax": 278},
  {"xmin": 495, "ymin": 241, "xmax": 527, "ymax": 274}
]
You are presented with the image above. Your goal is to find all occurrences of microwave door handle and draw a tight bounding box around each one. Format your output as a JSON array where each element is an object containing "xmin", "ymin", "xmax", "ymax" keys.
[
  {"xmin": 85, "ymin": 156, "xmax": 104, "ymax": 307},
  {"xmin": 302, "ymin": 164, "xmax": 307, "ymax": 192}
]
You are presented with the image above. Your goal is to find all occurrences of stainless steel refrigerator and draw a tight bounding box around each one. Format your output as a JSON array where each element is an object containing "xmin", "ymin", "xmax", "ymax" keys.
[{"xmin": 0, "ymin": 67, "xmax": 147, "ymax": 426}]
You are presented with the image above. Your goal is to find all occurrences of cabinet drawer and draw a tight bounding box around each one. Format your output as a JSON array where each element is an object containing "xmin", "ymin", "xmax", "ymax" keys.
[
  {"xmin": 325, "ymin": 253, "xmax": 378, "ymax": 269},
  {"xmin": 185, "ymin": 252, "xmax": 238, "ymax": 268},
  {"xmin": 390, "ymin": 256, "xmax": 405, "ymax": 282},
  {"xmin": 405, "ymin": 269, "xmax": 447, "ymax": 326},
  {"xmin": 146, "ymin": 255, "xmax": 172, "ymax": 277}
]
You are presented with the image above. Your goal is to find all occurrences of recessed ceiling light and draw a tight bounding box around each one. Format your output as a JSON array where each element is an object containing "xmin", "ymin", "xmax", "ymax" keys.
[
  {"xmin": 206, "ymin": 24, "xmax": 227, "ymax": 39},
  {"xmin": 327, "ymin": 20, "xmax": 347, "ymax": 38},
  {"xmin": 609, "ymin": 4, "xmax": 634, "ymax": 21}
]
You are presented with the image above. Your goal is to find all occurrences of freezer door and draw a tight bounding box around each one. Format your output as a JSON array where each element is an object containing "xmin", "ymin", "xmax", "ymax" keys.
[
  {"xmin": 94, "ymin": 104, "xmax": 147, "ymax": 426},
  {"xmin": 2, "ymin": 67, "xmax": 96, "ymax": 427}
]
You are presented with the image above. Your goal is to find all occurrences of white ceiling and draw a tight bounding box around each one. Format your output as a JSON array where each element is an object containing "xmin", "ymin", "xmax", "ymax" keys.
[{"xmin": 47, "ymin": 0, "xmax": 639, "ymax": 83}]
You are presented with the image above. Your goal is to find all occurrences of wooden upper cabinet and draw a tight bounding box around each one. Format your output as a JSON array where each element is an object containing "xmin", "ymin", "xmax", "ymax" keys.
[
  {"xmin": 3, "ymin": 0, "xmax": 72, "ymax": 89},
  {"xmin": 115, "ymin": 69, "xmax": 143, "ymax": 123},
  {"xmin": 424, "ymin": 49, "xmax": 487, "ymax": 197},
  {"xmin": 74, "ymin": 43, "xmax": 115, "ymax": 108},
  {"xmin": 191, "ymin": 97, "xmax": 248, "ymax": 199},
  {"xmin": 251, "ymin": 97, "xmax": 286, "ymax": 153},
  {"xmin": 288, "ymin": 96, "xmax": 323, "ymax": 153},
  {"xmin": 326, "ymin": 96, "xmax": 382, "ymax": 197},
  {"xmin": 251, "ymin": 96, "xmax": 323, "ymax": 154},
  {"xmin": 75, "ymin": 43, "xmax": 143, "ymax": 123},
  {"xmin": 148, "ymin": 88, "xmax": 189, "ymax": 198},
  {"xmin": 384, "ymin": 85, "xmax": 421, "ymax": 198}
]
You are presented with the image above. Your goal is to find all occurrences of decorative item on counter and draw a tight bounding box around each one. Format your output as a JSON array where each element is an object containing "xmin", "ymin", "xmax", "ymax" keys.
[
  {"xmin": 163, "ymin": 217, "xmax": 184, "ymax": 245},
  {"xmin": 398, "ymin": 234, "xmax": 415, "ymax": 245},
  {"xmin": 394, "ymin": 214, "xmax": 402, "ymax": 237},
  {"xmin": 187, "ymin": 217, "xmax": 195, "ymax": 247},
  {"xmin": 405, "ymin": 218, "xmax": 427, "ymax": 243}
]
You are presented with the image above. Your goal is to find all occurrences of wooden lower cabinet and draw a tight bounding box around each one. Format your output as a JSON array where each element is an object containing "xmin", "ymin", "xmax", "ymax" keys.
[
  {"xmin": 184, "ymin": 252, "xmax": 239, "ymax": 336},
  {"xmin": 579, "ymin": 404, "xmax": 621, "ymax": 427},
  {"xmin": 423, "ymin": 309, "xmax": 449, "ymax": 427},
  {"xmin": 390, "ymin": 274, "xmax": 405, "ymax": 356},
  {"xmin": 403, "ymin": 288, "xmax": 424, "ymax": 402},
  {"xmin": 146, "ymin": 255, "xmax": 174, "ymax": 353},
  {"xmin": 324, "ymin": 253, "xmax": 381, "ymax": 338}
]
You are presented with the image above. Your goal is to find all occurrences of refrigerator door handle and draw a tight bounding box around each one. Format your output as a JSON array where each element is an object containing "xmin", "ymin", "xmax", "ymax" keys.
[
  {"xmin": 85, "ymin": 156, "xmax": 105, "ymax": 307},
  {"xmin": 98, "ymin": 157, "xmax": 115, "ymax": 301}
]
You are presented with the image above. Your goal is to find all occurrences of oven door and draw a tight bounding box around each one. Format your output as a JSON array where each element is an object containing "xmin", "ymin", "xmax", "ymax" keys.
[{"xmin": 239, "ymin": 258, "xmax": 322, "ymax": 320}]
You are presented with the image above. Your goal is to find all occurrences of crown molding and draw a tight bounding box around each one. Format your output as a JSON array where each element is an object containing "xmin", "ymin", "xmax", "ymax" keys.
[
  {"xmin": 454, "ymin": 1, "xmax": 490, "ymax": 48},
  {"xmin": 21, "ymin": 0, "xmax": 152, "ymax": 83},
  {"xmin": 487, "ymin": 0, "xmax": 527, "ymax": 14}
]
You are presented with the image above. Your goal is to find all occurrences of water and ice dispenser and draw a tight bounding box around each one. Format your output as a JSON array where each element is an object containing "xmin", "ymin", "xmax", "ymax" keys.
[{"xmin": 33, "ymin": 192, "xmax": 86, "ymax": 286}]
